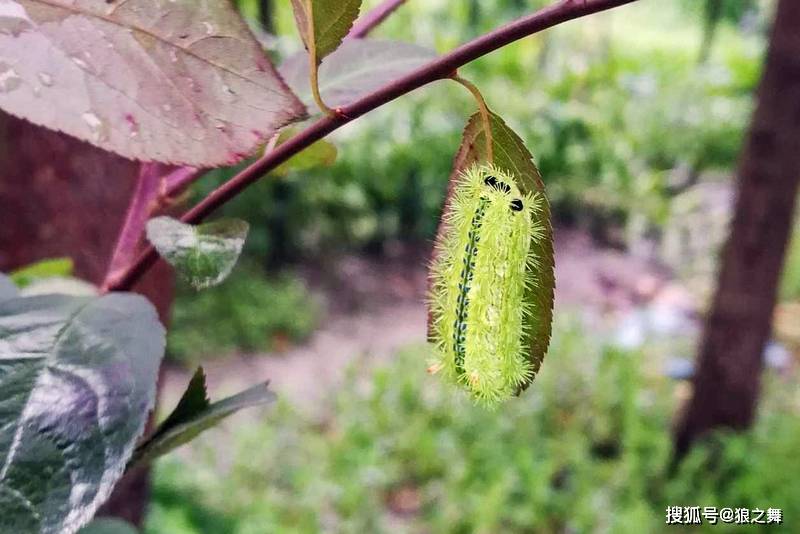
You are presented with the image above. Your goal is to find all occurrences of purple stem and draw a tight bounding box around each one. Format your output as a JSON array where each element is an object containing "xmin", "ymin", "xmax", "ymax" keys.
[
  {"xmin": 164, "ymin": 166, "xmax": 203, "ymax": 196},
  {"xmin": 102, "ymin": 164, "xmax": 201, "ymax": 289},
  {"xmin": 103, "ymin": 163, "xmax": 166, "ymax": 288},
  {"xmin": 348, "ymin": 0, "xmax": 408, "ymax": 39}
]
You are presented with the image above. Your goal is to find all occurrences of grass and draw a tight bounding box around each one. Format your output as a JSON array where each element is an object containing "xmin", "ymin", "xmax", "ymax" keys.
[{"xmin": 146, "ymin": 318, "xmax": 800, "ymax": 533}]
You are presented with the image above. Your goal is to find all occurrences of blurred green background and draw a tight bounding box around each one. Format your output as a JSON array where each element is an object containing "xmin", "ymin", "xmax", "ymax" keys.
[
  {"xmin": 150, "ymin": 320, "xmax": 800, "ymax": 534},
  {"xmin": 149, "ymin": 0, "xmax": 800, "ymax": 532}
]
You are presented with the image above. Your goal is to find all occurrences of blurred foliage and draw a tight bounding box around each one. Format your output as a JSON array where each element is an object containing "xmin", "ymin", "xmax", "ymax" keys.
[
  {"xmin": 780, "ymin": 222, "xmax": 800, "ymax": 302},
  {"xmin": 146, "ymin": 317, "xmax": 800, "ymax": 533},
  {"xmin": 167, "ymin": 265, "xmax": 319, "ymax": 364},
  {"xmin": 9, "ymin": 257, "xmax": 73, "ymax": 287},
  {"xmin": 213, "ymin": 0, "xmax": 767, "ymax": 264}
]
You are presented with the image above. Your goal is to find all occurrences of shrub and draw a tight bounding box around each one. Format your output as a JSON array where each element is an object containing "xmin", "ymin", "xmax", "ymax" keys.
[{"xmin": 168, "ymin": 266, "xmax": 319, "ymax": 364}]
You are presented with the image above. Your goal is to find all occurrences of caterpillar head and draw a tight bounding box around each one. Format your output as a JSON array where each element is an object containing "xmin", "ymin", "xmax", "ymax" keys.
[{"xmin": 482, "ymin": 172, "xmax": 524, "ymax": 213}]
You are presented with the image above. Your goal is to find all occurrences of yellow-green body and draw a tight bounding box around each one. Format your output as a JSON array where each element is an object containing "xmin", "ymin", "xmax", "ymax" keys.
[{"xmin": 429, "ymin": 164, "xmax": 546, "ymax": 406}]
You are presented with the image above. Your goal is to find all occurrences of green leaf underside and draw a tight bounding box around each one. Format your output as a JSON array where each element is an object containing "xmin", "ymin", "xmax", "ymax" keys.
[
  {"xmin": 77, "ymin": 518, "xmax": 138, "ymax": 534},
  {"xmin": 0, "ymin": 0, "xmax": 305, "ymax": 166},
  {"xmin": 280, "ymin": 39, "xmax": 437, "ymax": 111},
  {"xmin": 10, "ymin": 258, "xmax": 73, "ymax": 288},
  {"xmin": 432, "ymin": 112, "xmax": 555, "ymax": 392},
  {"xmin": 0, "ymin": 274, "xmax": 18, "ymax": 301},
  {"xmin": 130, "ymin": 367, "xmax": 275, "ymax": 467},
  {"xmin": 0, "ymin": 292, "xmax": 165, "ymax": 534},
  {"xmin": 290, "ymin": 0, "xmax": 362, "ymax": 64},
  {"xmin": 20, "ymin": 277, "xmax": 98, "ymax": 297},
  {"xmin": 272, "ymin": 127, "xmax": 337, "ymax": 176},
  {"xmin": 146, "ymin": 216, "xmax": 249, "ymax": 290}
]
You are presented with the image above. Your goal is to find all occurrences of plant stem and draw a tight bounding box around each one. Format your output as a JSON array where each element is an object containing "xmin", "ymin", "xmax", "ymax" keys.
[
  {"xmin": 107, "ymin": 0, "xmax": 639, "ymax": 292},
  {"xmin": 164, "ymin": 166, "xmax": 203, "ymax": 197},
  {"xmin": 305, "ymin": 0, "xmax": 336, "ymax": 116},
  {"xmin": 347, "ymin": 0, "xmax": 408, "ymax": 39},
  {"xmin": 102, "ymin": 164, "xmax": 165, "ymax": 289},
  {"xmin": 101, "ymin": 165, "xmax": 202, "ymax": 290},
  {"xmin": 451, "ymin": 75, "xmax": 494, "ymax": 164}
]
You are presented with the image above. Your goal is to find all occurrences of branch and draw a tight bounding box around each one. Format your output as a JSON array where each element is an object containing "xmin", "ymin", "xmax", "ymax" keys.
[
  {"xmin": 347, "ymin": 0, "xmax": 408, "ymax": 39},
  {"xmin": 164, "ymin": 166, "xmax": 203, "ymax": 196},
  {"xmin": 103, "ymin": 163, "xmax": 165, "ymax": 288},
  {"xmin": 102, "ymin": 164, "xmax": 202, "ymax": 289},
  {"xmin": 106, "ymin": 0, "xmax": 638, "ymax": 292}
]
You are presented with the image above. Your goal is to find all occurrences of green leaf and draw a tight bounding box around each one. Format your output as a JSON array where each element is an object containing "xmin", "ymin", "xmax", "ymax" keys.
[
  {"xmin": 438, "ymin": 112, "xmax": 555, "ymax": 389},
  {"xmin": 290, "ymin": 0, "xmax": 362, "ymax": 64},
  {"xmin": 281, "ymin": 39, "xmax": 437, "ymax": 110},
  {"xmin": 146, "ymin": 217, "xmax": 249, "ymax": 290},
  {"xmin": 0, "ymin": 273, "xmax": 18, "ymax": 301},
  {"xmin": 77, "ymin": 518, "xmax": 138, "ymax": 534},
  {"xmin": 0, "ymin": 292, "xmax": 165, "ymax": 534},
  {"xmin": 271, "ymin": 127, "xmax": 338, "ymax": 176},
  {"xmin": 10, "ymin": 257, "xmax": 73, "ymax": 288},
  {"xmin": 130, "ymin": 368, "xmax": 275, "ymax": 467},
  {"xmin": 0, "ymin": 0, "xmax": 305, "ymax": 166}
]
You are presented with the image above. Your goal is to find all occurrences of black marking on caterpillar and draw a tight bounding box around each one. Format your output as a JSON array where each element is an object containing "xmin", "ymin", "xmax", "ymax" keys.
[{"xmin": 452, "ymin": 196, "xmax": 488, "ymax": 374}]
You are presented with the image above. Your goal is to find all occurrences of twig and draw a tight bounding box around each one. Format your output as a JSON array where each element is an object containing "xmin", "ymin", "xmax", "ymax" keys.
[
  {"xmin": 347, "ymin": 0, "xmax": 408, "ymax": 39},
  {"xmin": 164, "ymin": 166, "xmax": 203, "ymax": 197},
  {"xmin": 451, "ymin": 75, "xmax": 494, "ymax": 164},
  {"xmin": 106, "ymin": 0, "xmax": 639, "ymax": 292},
  {"xmin": 101, "ymin": 164, "xmax": 202, "ymax": 290},
  {"xmin": 103, "ymin": 163, "xmax": 166, "ymax": 288}
]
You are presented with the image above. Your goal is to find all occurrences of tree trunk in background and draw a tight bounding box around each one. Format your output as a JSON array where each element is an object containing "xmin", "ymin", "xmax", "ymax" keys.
[
  {"xmin": 0, "ymin": 112, "xmax": 175, "ymax": 526},
  {"xmin": 674, "ymin": 0, "xmax": 800, "ymax": 458}
]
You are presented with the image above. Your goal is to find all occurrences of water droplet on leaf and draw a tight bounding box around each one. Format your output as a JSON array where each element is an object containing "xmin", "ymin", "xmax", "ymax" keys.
[
  {"xmin": 0, "ymin": 0, "xmax": 32, "ymax": 37},
  {"xmin": 0, "ymin": 61, "xmax": 22, "ymax": 93},
  {"xmin": 81, "ymin": 112, "xmax": 108, "ymax": 142},
  {"xmin": 71, "ymin": 57, "xmax": 89, "ymax": 70},
  {"xmin": 37, "ymin": 72, "xmax": 53, "ymax": 86},
  {"xmin": 221, "ymin": 84, "xmax": 237, "ymax": 102}
]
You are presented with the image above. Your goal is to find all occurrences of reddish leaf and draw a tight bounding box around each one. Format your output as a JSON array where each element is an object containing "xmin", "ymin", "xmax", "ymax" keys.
[{"xmin": 0, "ymin": 0, "xmax": 305, "ymax": 166}]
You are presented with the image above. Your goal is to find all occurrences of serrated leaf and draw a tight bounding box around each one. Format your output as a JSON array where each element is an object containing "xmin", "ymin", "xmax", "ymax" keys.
[
  {"xmin": 0, "ymin": 273, "xmax": 18, "ymax": 301},
  {"xmin": 280, "ymin": 38, "xmax": 437, "ymax": 110},
  {"xmin": 130, "ymin": 367, "xmax": 275, "ymax": 467},
  {"xmin": 9, "ymin": 257, "xmax": 73, "ymax": 288},
  {"xmin": 0, "ymin": 292, "xmax": 165, "ymax": 534},
  {"xmin": 0, "ymin": 0, "xmax": 305, "ymax": 166},
  {"xmin": 146, "ymin": 216, "xmax": 249, "ymax": 290},
  {"xmin": 77, "ymin": 518, "xmax": 138, "ymax": 534},
  {"xmin": 271, "ymin": 127, "xmax": 337, "ymax": 176},
  {"xmin": 290, "ymin": 0, "xmax": 362, "ymax": 64},
  {"xmin": 437, "ymin": 112, "xmax": 555, "ymax": 389}
]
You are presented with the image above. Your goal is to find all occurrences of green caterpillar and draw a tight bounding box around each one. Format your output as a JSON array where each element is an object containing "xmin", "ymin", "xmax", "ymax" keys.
[{"xmin": 429, "ymin": 163, "xmax": 546, "ymax": 406}]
